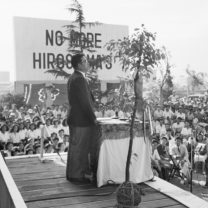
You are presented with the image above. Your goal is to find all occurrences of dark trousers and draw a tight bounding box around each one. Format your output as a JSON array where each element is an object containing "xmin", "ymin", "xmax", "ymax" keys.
[{"xmin": 66, "ymin": 125, "xmax": 93, "ymax": 180}]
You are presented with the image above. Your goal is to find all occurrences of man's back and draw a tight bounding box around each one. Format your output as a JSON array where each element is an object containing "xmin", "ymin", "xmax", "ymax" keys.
[{"xmin": 67, "ymin": 71, "xmax": 96, "ymax": 127}]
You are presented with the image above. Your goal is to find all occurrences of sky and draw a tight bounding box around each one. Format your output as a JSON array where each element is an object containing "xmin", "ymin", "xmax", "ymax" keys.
[{"xmin": 1, "ymin": 0, "xmax": 208, "ymax": 81}]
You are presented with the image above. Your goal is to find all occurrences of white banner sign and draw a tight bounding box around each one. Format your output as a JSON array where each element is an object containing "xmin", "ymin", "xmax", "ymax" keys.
[{"xmin": 13, "ymin": 17, "xmax": 129, "ymax": 81}]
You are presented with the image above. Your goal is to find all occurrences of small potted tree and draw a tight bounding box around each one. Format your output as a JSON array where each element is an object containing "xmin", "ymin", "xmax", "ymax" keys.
[{"xmin": 106, "ymin": 25, "xmax": 165, "ymax": 208}]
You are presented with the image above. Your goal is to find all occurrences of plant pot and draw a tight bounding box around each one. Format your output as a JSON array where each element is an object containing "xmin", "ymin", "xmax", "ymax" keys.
[{"xmin": 115, "ymin": 181, "xmax": 145, "ymax": 208}]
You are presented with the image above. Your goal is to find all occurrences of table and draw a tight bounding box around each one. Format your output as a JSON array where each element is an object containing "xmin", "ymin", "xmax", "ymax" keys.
[{"xmin": 90, "ymin": 118, "xmax": 153, "ymax": 187}]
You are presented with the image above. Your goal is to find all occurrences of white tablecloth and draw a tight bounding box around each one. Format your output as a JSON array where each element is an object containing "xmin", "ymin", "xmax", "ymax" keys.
[{"xmin": 97, "ymin": 136, "xmax": 153, "ymax": 187}]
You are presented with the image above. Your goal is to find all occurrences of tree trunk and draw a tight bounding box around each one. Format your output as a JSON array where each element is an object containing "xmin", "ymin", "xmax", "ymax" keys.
[{"xmin": 125, "ymin": 74, "xmax": 143, "ymax": 181}]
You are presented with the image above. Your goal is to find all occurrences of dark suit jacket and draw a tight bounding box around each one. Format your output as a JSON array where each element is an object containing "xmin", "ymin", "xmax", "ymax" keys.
[{"xmin": 67, "ymin": 71, "xmax": 96, "ymax": 127}]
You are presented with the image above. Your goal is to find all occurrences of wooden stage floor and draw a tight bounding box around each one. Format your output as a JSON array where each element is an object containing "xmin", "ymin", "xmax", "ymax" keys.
[{"xmin": 4, "ymin": 155, "xmax": 188, "ymax": 208}]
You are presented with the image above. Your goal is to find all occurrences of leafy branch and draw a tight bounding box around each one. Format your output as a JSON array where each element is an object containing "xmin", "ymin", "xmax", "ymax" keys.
[{"xmin": 105, "ymin": 24, "xmax": 165, "ymax": 181}]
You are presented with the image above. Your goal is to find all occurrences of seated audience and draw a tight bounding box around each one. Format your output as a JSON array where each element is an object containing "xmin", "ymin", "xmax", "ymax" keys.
[{"xmin": 171, "ymin": 137, "xmax": 191, "ymax": 185}]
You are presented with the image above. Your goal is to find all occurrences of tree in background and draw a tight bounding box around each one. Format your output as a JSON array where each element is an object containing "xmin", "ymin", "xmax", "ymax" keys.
[
  {"xmin": 106, "ymin": 24, "xmax": 164, "ymax": 207},
  {"xmin": 45, "ymin": 0, "xmax": 108, "ymax": 104},
  {"xmin": 157, "ymin": 46, "xmax": 174, "ymax": 106},
  {"xmin": 186, "ymin": 65, "xmax": 207, "ymax": 94},
  {"xmin": 143, "ymin": 83, "xmax": 160, "ymax": 104},
  {"xmin": 0, "ymin": 92, "xmax": 25, "ymax": 109}
]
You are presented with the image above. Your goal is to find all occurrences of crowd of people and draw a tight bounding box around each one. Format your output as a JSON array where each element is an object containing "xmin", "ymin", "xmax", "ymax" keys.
[
  {"xmin": 150, "ymin": 92, "xmax": 208, "ymax": 185},
  {"xmin": 0, "ymin": 104, "xmax": 69, "ymax": 157},
  {"xmin": 94, "ymin": 91, "xmax": 208, "ymax": 184},
  {"xmin": 0, "ymin": 91, "xmax": 208, "ymax": 185}
]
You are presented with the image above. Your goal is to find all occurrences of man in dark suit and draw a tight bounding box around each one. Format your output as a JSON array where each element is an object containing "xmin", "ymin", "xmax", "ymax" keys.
[{"xmin": 66, "ymin": 53, "xmax": 97, "ymax": 182}]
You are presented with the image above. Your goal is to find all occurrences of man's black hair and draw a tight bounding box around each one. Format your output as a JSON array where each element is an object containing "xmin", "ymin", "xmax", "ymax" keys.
[
  {"xmin": 162, "ymin": 137, "xmax": 168, "ymax": 141},
  {"xmin": 71, "ymin": 53, "xmax": 85, "ymax": 69},
  {"xmin": 175, "ymin": 136, "xmax": 182, "ymax": 141}
]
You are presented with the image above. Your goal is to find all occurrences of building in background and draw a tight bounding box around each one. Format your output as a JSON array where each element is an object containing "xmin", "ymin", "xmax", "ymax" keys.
[{"xmin": 13, "ymin": 17, "xmax": 129, "ymax": 106}]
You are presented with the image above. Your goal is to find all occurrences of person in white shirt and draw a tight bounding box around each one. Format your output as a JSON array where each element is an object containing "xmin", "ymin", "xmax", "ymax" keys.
[
  {"xmin": 32, "ymin": 106, "xmax": 39, "ymax": 118},
  {"xmin": 104, "ymin": 105, "xmax": 114, "ymax": 118},
  {"xmin": 27, "ymin": 109, "xmax": 35, "ymax": 123},
  {"xmin": 9, "ymin": 113, "xmax": 16, "ymax": 123},
  {"xmin": 57, "ymin": 114, "xmax": 63, "ymax": 126},
  {"xmin": 61, "ymin": 106, "xmax": 68, "ymax": 119},
  {"xmin": 63, "ymin": 134, "xmax": 69, "ymax": 151},
  {"xmin": 151, "ymin": 140, "xmax": 161, "ymax": 161},
  {"xmin": 24, "ymin": 119, "xmax": 31, "ymax": 132},
  {"xmin": 18, "ymin": 122, "xmax": 27, "ymax": 141},
  {"xmin": 11, "ymin": 104, "xmax": 21, "ymax": 119},
  {"xmin": 172, "ymin": 117, "xmax": 184, "ymax": 133},
  {"xmin": 171, "ymin": 137, "xmax": 191, "ymax": 185},
  {"xmin": 53, "ymin": 105, "xmax": 62, "ymax": 118},
  {"xmin": 168, "ymin": 91, "xmax": 179, "ymax": 103},
  {"xmin": 9, "ymin": 124, "xmax": 21, "ymax": 146},
  {"xmin": 165, "ymin": 128, "xmax": 175, "ymax": 154},
  {"xmin": 103, "ymin": 107, "xmax": 110, "ymax": 118},
  {"xmin": 19, "ymin": 107, "xmax": 25, "ymax": 119},
  {"xmin": 26, "ymin": 123, "xmax": 38, "ymax": 142},
  {"xmin": 45, "ymin": 109, "xmax": 54, "ymax": 118},
  {"xmin": 151, "ymin": 140, "xmax": 163, "ymax": 177},
  {"xmin": 20, "ymin": 111, "xmax": 27, "ymax": 121},
  {"xmin": 58, "ymin": 142, "xmax": 65, "ymax": 153},
  {"xmin": 186, "ymin": 109, "xmax": 195, "ymax": 122},
  {"xmin": 4, "ymin": 141, "xmax": 13, "ymax": 157},
  {"xmin": 154, "ymin": 105, "xmax": 163, "ymax": 120},
  {"xmin": 61, "ymin": 119, "xmax": 69, "ymax": 136},
  {"xmin": 163, "ymin": 106, "xmax": 173, "ymax": 120},
  {"xmin": 181, "ymin": 121, "xmax": 192, "ymax": 138},
  {"xmin": 98, "ymin": 105, "xmax": 104, "ymax": 117},
  {"xmin": 58, "ymin": 129, "xmax": 64, "ymax": 143},
  {"xmin": 0, "ymin": 123, "xmax": 10, "ymax": 144},
  {"xmin": 43, "ymin": 118, "xmax": 52, "ymax": 138},
  {"xmin": 51, "ymin": 104, "xmax": 55, "ymax": 111},
  {"xmin": 51, "ymin": 119, "xmax": 61, "ymax": 135},
  {"xmin": 156, "ymin": 119, "xmax": 166, "ymax": 137},
  {"xmin": 95, "ymin": 108, "xmax": 103, "ymax": 118},
  {"xmin": 114, "ymin": 106, "xmax": 124, "ymax": 118},
  {"xmin": 176, "ymin": 108, "xmax": 185, "ymax": 120},
  {"xmin": 118, "ymin": 109, "xmax": 124, "ymax": 118},
  {"xmin": 35, "ymin": 121, "xmax": 43, "ymax": 139}
]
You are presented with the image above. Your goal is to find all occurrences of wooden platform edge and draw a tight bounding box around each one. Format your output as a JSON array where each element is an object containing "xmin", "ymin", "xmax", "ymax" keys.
[
  {"xmin": 145, "ymin": 176, "xmax": 208, "ymax": 208},
  {"xmin": 5, "ymin": 152, "xmax": 68, "ymax": 160},
  {"xmin": 0, "ymin": 153, "xmax": 27, "ymax": 208}
]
